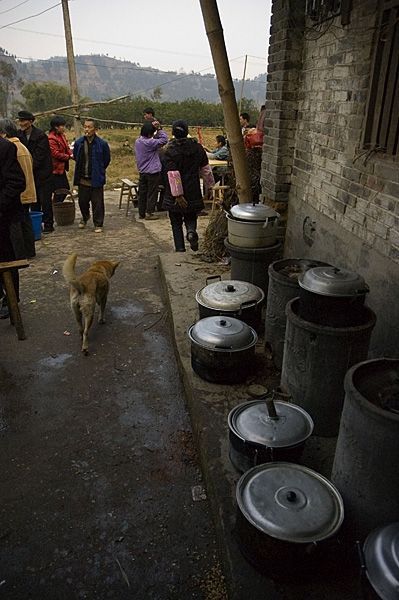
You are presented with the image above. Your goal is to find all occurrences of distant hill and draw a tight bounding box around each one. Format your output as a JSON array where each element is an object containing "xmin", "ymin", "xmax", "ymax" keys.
[{"xmin": 13, "ymin": 53, "xmax": 266, "ymax": 103}]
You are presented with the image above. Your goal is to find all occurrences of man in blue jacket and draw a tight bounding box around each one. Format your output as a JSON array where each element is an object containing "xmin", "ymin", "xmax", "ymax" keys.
[{"xmin": 73, "ymin": 119, "xmax": 110, "ymax": 233}]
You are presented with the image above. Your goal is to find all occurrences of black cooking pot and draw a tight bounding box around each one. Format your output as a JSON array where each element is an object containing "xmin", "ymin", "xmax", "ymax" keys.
[
  {"xmin": 298, "ymin": 266, "xmax": 369, "ymax": 327},
  {"xmin": 188, "ymin": 316, "xmax": 258, "ymax": 384},
  {"xmin": 235, "ymin": 462, "xmax": 344, "ymax": 579},
  {"xmin": 196, "ymin": 276, "xmax": 265, "ymax": 333},
  {"xmin": 228, "ymin": 395, "xmax": 314, "ymax": 473}
]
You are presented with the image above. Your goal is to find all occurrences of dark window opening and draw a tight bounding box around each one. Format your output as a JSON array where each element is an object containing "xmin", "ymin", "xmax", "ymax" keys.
[{"xmin": 364, "ymin": 2, "xmax": 399, "ymax": 157}]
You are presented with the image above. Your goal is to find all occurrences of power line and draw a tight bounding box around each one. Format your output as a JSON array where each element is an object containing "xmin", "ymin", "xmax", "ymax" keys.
[
  {"xmin": 0, "ymin": 0, "xmax": 32, "ymax": 15},
  {"xmin": 7, "ymin": 25, "xmax": 211, "ymax": 59},
  {"xmin": 0, "ymin": 2, "xmax": 61, "ymax": 29}
]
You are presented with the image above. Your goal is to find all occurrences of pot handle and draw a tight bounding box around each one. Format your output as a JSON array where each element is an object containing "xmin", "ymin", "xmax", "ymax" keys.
[
  {"xmin": 214, "ymin": 345, "xmax": 233, "ymax": 350},
  {"xmin": 206, "ymin": 275, "xmax": 221, "ymax": 285},
  {"xmin": 238, "ymin": 300, "xmax": 257, "ymax": 314}
]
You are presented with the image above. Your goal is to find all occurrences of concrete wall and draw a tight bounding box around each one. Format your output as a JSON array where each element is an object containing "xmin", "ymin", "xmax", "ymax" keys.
[{"xmin": 262, "ymin": 0, "xmax": 399, "ymax": 357}]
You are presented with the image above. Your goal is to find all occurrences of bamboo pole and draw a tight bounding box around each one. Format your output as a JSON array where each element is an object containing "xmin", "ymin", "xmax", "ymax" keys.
[{"xmin": 199, "ymin": 0, "xmax": 251, "ymax": 203}]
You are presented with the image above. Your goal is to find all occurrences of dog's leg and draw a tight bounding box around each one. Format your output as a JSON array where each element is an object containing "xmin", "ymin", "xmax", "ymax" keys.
[
  {"xmin": 71, "ymin": 299, "xmax": 84, "ymax": 337},
  {"xmin": 98, "ymin": 296, "xmax": 107, "ymax": 324},
  {"xmin": 81, "ymin": 312, "xmax": 94, "ymax": 355}
]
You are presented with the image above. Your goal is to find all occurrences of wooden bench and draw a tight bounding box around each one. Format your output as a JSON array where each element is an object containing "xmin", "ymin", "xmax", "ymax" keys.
[
  {"xmin": 119, "ymin": 178, "xmax": 139, "ymax": 216},
  {"xmin": 0, "ymin": 259, "xmax": 29, "ymax": 340}
]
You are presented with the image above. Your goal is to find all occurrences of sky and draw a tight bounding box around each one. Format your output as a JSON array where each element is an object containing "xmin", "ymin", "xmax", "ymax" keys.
[{"xmin": 0, "ymin": 0, "xmax": 271, "ymax": 80}]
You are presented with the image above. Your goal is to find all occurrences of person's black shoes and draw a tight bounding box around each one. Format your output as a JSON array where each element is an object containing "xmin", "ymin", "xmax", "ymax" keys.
[
  {"xmin": 186, "ymin": 231, "xmax": 199, "ymax": 251},
  {"xmin": 43, "ymin": 225, "xmax": 54, "ymax": 234}
]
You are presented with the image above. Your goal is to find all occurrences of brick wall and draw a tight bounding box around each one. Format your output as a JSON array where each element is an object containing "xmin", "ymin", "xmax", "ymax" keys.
[{"xmin": 262, "ymin": 0, "xmax": 399, "ymax": 264}]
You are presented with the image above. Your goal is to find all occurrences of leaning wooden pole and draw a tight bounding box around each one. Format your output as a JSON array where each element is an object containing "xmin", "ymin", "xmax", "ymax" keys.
[
  {"xmin": 61, "ymin": 0, "xmax": 80, "ymax": 139},
  {"xmin": 199, "ymin": 0, "xmax": 251, "ymax": 203}
]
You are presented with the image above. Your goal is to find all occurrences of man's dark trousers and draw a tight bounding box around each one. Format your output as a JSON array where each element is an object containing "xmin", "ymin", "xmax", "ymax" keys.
[{"xmin": 78, "ymin": 185, "xmax": 105, "ymax": 227}]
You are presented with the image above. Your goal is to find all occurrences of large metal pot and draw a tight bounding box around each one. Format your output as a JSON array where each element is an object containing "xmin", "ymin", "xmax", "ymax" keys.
[
  {"xmin": 227, "ymin": 202, "xmax": 280, "ymax": 248},
  {"xmin": 228, "ymin": 394, "xmax": 314, "ymax": 472},
  {"xmin": 196, "ymin": 276, "xmax": 265, "ymax": 332},
  {"xmin": 188, "ymin": 316, "xmax": 258, "ymax": 384},
  {"xmin": 235, "ymin": 462, "xmax": 344, "ymax": 577},
  {"xmin": 359, "ymin": 522, "xmax": 399, "ymax": 600},
  {"xmin": 298, "ymin": 266, "xmax": 369, "ymax": 327}
]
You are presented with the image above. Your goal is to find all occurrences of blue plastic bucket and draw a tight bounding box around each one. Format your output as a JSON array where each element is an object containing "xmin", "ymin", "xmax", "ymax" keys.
[{"xmin": 30, "ymin": 211, "xmax": 43, "ymax": 241}]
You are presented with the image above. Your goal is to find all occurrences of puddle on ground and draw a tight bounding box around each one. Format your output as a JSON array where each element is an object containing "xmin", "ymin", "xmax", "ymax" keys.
[
  {"xmin": 111, "ymin": 302, "xmax": 143, "ymax": 319},
  {"xmin": 38, "ymin": 353, "xmax": 73, "ymax": 369}
]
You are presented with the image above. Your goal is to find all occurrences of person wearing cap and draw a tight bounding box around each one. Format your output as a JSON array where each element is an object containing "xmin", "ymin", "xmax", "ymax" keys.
[
  {"xmin": 48, "ymin": 116, "xmax": 73, "ymax": 201},
  {"xmin": 73, "ymin": 119, "xmax": 110, "ymax": 233},
  {"xmin": 0, "ymin": 136, "xmax": 26, "ymax": 319},
  {"xmin": 135, "ymin": 121, "xmax": 168, "ymax": 220},
  {"xmin": 162, "ymin": 120, "xmax": 214, "ymax": 252},
  {"xmin": 17, "ymin": 110, "xmax": 53, "ymax": 233}
]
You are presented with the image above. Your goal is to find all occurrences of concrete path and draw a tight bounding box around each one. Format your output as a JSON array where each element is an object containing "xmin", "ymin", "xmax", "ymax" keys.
[{"xmin": 0, "ymin": 194, "xmax": 226, "ymax": 600}]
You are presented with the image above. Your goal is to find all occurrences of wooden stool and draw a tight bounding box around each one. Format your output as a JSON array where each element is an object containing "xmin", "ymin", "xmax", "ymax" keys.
[
  {"xmin": 119, "ymin": 178, "xmax": 139, "ymax": 215},
  {"xmin": 0, "ymin": 259, "xmax": 29, "ymax": 340}
]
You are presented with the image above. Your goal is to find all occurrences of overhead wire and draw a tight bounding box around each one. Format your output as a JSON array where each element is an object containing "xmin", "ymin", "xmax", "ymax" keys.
[
  {"xmin": 0, "ymin": 0, "xmax": 32, "ymax": 15},
  {"xmin": 0, "ymin": 1, "xmax": 61, "ymax": 29}
]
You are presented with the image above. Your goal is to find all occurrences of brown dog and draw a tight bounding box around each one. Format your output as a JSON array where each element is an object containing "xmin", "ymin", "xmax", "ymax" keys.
[{"xmin": 63, "ymin": 253, "xmax": 119, "ymax": 354}]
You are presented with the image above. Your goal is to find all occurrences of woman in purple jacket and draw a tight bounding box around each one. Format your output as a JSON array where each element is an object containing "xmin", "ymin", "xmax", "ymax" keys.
[{"xmin": 134, "ymin": 121, "xmax": 168, "ymax": 220}]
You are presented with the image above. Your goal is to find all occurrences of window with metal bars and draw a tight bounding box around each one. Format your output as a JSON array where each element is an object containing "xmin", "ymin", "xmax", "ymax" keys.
[{"xmin": 364, "ymin": 1, "xmax": 399, "ymax": 157}]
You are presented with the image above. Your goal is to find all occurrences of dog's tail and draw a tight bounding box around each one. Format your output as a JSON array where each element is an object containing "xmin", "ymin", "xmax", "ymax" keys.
[{"xmin": 63, "ymin": 253, "xmax": 85, "ymax": 294}]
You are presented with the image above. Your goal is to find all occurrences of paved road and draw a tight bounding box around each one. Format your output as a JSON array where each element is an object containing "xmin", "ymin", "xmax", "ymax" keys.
[{"xmin": 0, "ymin": 196, "xmax": 226, "ymax": 599}]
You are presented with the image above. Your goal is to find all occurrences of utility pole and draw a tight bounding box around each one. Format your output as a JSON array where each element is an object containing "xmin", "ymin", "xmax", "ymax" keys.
[
  {"xmin": 61, "ymin": 0, "xmax": 80, "ymax": 138},
  {"xmin": 239, "ymin": 54, "xmax": 248, "ymax": 115},
  {"xmin": 199, "ymin": 0, "xmax": 251, "ymax": 203}
]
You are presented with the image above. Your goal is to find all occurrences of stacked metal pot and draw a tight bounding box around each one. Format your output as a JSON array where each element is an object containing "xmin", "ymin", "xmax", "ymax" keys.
[
  {"xmin": 188, "ymin": 275, "xmax": 266, "ymax": 384},
  {"xmin": 227, "ymin": 390, "xmax": 345, "ymax": 578},
  {"xmin": 223, "ymin": 202, "xmax": 281, "ymax": 296}
]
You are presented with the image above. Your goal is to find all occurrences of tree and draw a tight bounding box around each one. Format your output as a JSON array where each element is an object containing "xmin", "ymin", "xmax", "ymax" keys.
[
  {"xmin": 151, "ymin": 86, "xmax": 163, "ymax": 101},
  {"xmin": 20, "ymin": 81, "xmax": 72, "ymax": 113},
  {"xmin": 0, "ymin": 61, "xmax": 17, "ymax": 116}
]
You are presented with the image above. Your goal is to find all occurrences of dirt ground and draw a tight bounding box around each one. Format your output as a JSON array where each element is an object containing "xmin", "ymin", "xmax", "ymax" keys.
[{"xmin": 0, "ymin": 194, "xmax": 226, "ymax": 600}]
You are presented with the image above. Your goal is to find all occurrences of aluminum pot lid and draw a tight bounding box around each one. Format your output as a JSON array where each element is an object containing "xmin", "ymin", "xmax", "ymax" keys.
[
  {"xmin": 230, "ymin": 203, "xmax": 279, "ymax": 222},
  {"xmin": 236, "ymin": 462, "xmax": 344, "ymax": 543},
  {"xmin": 196, "ymin": 280, "xmax": 264, "ymax": 311},
  {"xmin": 298, "ymin": 266, "xmax": 369, "ymax": 297},
  {"xmin": 363, "ymin": 522, "xmax": 399, "ymax": 600},
  {"xmin": 189, "ymin": 316, "xmax": 257, "ymax": 350},
  {"xmin": 229, "ymin": 400, "xmax": 314, "ymax": 448}
]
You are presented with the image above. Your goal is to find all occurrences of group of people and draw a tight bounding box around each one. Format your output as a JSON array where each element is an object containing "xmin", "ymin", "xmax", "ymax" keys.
[{"xmin": 135, "ymin": 108, "xmax": 215, "ymax": 252}]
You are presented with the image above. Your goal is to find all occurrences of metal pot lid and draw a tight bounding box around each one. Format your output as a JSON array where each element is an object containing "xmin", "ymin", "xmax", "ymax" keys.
[
  {"xmin": 196, "ymin": 280, "xmax": 264, "ymax": 311},
  {"xmin": 230, "ymin": 203, "xmax": 279, "ymax": 222},
  {"xmin": 229, "ymin": 400, "xmax": 314, "ymax": 448},
  {"xmin": 236, "ymin": 462, "xmax": 344, "ymax": 543},
  {"xmin": 298, "ymin": 266, "xmax": 369, "ymax": 297},
  {"xmin": 363, "ymin": 522, "xmax": 399, "ymax": 600},
  {"xmin": 189, "ymin": 316, "xmax": 257, "ymax": 350}
]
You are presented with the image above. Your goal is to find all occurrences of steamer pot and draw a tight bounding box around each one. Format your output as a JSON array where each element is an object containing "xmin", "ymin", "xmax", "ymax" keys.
[
  {"xmin": 235, "ymin": 462, "xmax": 344, "ymax": 577},
  {"xmin": 188, "ymin": 316, "xmax": 258, "ymax": 384},
  {"xmin": 196, "ymin": 276, "xmax": 265, "ymax": 332},
  {"xmin": 227, "ymin": 202, "xmax": 279, "ymax": 248},
  {"xmin": 228, "ymin": 395, "xmax": 314, "ymax": 472}
]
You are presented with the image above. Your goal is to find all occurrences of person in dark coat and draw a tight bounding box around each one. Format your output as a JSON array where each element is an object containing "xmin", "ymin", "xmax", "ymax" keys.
[
  {"xmin": 73, "ymin": 119, "xmax": 111, "ymax": 233},
  {"xmin": 0, "ymin": 136, "xmax": 26, "ymax": 318},
  {"xmin": 162, "ymin": 120, "xmax": 214, "ymax": 252},
  {"xmin": 17, "ymin": 110, "xmax": 53, "ymax": 233}
]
